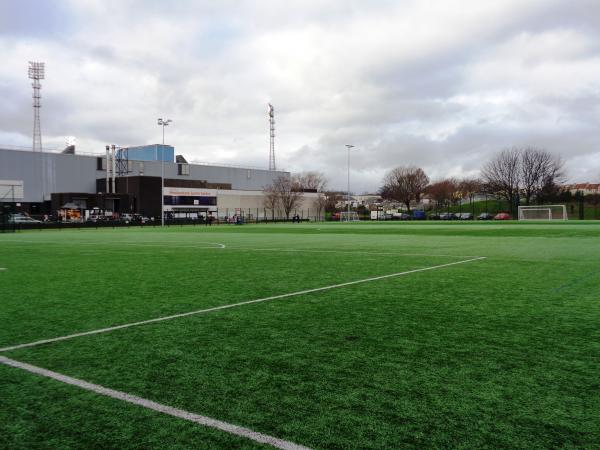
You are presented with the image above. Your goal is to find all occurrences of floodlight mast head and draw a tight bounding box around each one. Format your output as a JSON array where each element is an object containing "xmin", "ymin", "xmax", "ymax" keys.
[{"xmin": 28, "ymin": 61, "xmax": 45, "ymax": 80}]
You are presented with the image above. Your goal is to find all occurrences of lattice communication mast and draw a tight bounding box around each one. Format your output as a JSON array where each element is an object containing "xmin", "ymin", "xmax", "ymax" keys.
[
  {"xmin": 28, "ymin": 61, "xmax": 45, "ymax": 152},
  {"xmin": 116, "ymin": 146, "xmax": 129, "ymax": 176},
  {"xmin": 268, "ymin": 103, "xmax": 276, "ymax": 171}
]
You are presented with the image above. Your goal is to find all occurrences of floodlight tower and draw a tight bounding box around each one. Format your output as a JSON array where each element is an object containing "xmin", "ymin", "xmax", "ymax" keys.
[
  {"xmin": 268, "ymin": 103, "xmax": 276, "ymax": 171},
  {"xmin": 28, "ymin": 62, "xmax": 45, "ymax": 152},
  {"xmin": 157, "ymin": 118, "xmax": 172, "ymax": 227}
]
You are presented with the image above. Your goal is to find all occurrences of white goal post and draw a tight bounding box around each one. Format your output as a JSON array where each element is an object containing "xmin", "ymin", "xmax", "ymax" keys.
[
  {"xmin": 518, "ymin": 205, "xmax": 568, "ymax": 221},
  {"xmin": 340, "ymin": 211, "xmax": 360, "ymax": 222}
]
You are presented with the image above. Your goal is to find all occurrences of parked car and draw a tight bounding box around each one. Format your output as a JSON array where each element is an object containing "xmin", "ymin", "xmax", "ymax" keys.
[
  {"xmin": 428, "ymin": 212, "xmax": 441, "ymax": 220},
  {"xmin": 412, "ymin": 210, "xmax": 426, "ymax": 220},
  {"xmin": 392, "ymin": 212, "xmax": 411, "ymax": 220},
  {"xmin": 9, "ymin": 214, "xmax": 42, "ymax": 224},
  {"xmin": 86, "ymin": 215, "xmax": 110, "ymax": 223},
  {"xmin": 494, "ymin": 212, "xmax": 512, "ymax": 220},
  {"xmin": 127, "ymin": 214, "xmax": 149, "ymax": 224},
  {"xmin": 477, "ymin": 212, "xmax": 494, "ymax": 220},
  {"xmin": 439, "ymin": 212, "xmax": 456, "ymax": 220},
  {"xmin": 457, "ymin": 212, "xmax": 473, "ymax": 220},
  {"xmin": 120, "ymin": 213, "xmax": 134, "ymax": 223}
]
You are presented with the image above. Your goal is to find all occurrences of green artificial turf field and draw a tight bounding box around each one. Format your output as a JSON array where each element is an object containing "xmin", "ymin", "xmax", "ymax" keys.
[{"xmin": 1, "ymin": 222, "xmax": 599, "ymax": 448}]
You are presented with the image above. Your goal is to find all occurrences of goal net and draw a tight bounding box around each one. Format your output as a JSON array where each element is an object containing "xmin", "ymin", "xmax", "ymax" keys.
[
  {"xmin": 340, "ymin": 211, "xmax": 360, "ymax": 222},
  {"xmin": 518, "ymin": 205, "xmax": 568, "ymax": 221}
]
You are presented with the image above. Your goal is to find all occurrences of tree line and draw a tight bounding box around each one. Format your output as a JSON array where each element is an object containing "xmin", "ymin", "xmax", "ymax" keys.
[
  {"xmin": 262, "ymin": 147, "xmax": 566, "ymax": 219},
  {"xmin": 379, "ymin": 147, "xmax": 564, "ymax": 212}
]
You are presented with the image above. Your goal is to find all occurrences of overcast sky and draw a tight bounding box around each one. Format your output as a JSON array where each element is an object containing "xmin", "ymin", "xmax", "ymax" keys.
[{"xmin": 1, "ymin": 0, "xmax": 599, "ymax": 192}]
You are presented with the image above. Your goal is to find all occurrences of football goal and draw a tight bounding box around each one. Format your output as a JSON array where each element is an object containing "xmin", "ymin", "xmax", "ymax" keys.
[
  {"xmin": 340, "ymin": 211, "xmax": 360, "ymax": 222},
  {"xmin": 518, "ymin": 205, "xmax": 568, "ymax": 221}
]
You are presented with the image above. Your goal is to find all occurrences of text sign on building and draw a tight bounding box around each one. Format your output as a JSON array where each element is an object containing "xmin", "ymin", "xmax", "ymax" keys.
[{"xmin": 163, "ymin": 187, "xmax": 217, "ymax": 197}]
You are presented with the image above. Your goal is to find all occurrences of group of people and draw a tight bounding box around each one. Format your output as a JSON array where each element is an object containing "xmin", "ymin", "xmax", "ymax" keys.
[{"xmin": 224, "ymin": 215, "xmax": 243, "ymax": 225}]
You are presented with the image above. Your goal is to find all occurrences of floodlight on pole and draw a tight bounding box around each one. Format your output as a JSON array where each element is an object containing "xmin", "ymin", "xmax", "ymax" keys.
[
  {"xmin": 345, "ymin": 144, "xmax": 354, "ymax": 222},
  {"xmin": 268, "ymin": 104, "xmax": 276, "ymax": 171},
  {"xmin": 157, "ymin": 118, "xmax": 172, "ymax": 227},
  {"xmin": 28, "ymin": 61, "xmax": 45, "ymax": 152}
]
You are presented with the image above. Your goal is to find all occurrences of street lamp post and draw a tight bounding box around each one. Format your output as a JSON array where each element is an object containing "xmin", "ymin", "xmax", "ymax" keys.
[
  {"xmin": 345, "ymin": 144, "xmax": 354, "ymax": 222},
  {"xmin": 157, "ymin": 118, "xmax": 172, "ymax": 227}
]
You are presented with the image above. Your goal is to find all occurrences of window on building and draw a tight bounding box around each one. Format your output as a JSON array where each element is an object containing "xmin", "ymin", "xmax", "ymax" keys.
[
  {"xmin": 178, "ymin": 164, "xmax": 190, "ymax": 175},
  {"xmin": 97, "ymin": 157, "xmax": 107, "ymax": 170}
]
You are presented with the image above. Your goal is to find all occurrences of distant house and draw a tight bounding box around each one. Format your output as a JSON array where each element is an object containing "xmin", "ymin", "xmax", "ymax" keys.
[
  {"xmin": 354, "ymin": 194, "xmax": 382, "ymax": 208},
  {"xmin": 563, "ymin": 183, "xmax": 600, "ymax": 195}
]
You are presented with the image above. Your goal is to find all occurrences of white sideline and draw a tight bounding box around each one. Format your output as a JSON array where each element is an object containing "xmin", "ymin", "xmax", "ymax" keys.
[
  {"xmin": 0, "ymin": 257, "xmax": 485, "ymax": 353},
  {"xmin": 0, "ymin": 240, "xmax": 478, "ymax": 259},
  {"xmin": 0, "ymin": 355, "xmax": 310, "ymax": 450},
  {"xmin": 230, "ymin": 247, "xmax": 482, "ymax": 259}
]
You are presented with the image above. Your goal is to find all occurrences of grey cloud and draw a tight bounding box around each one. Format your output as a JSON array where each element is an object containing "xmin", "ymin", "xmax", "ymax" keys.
[
  {"xmin": 0, "ymin": 0, "xmax": 74, "ymax": 38},
  {"xmin": 1, "ymin": 1, "xmax": 600, "ymax": 192}
]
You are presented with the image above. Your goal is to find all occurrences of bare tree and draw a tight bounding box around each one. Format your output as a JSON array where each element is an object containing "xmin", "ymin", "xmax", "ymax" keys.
[
  {"xmin": 483, "ymin": 147, "xmax": 564, "ymax": 210},
  {"xmin": 323, "ymin": 191, "xmax": 344, "ymax": 213},
  {"xmin": 459, "ymin": 177, "xmax": 482, "ymax": 211},
  {"xmin": 295, "ymin": 171, "xmax": 328, "ymax": 192},
  {"xmin": 263, "ymin": 184, "xmax": 279, "ymax": 221},
  {"xmin": 380, "ymin": 166, "xmax": 429, "ymax": 212},
  {"xmin": 426, "ymin": 179, "xmax": 456, "ymax": 210},
  {"xmin": 521, "ymin": 147, "xmax": 564, "ymax": 205},
  {"xmin": 271, "ymin": 175, "xmax": 304, "ymax": 220},
  {"xmin": 410, "ymin": 168, "xmax": 430, "ymax": 205},
  {"xmin": 537, "ymin": 177, "xmax": 564, "ymax": 204},
  {"xmin": 315, "ymin": 193, "xmax": 328, "ymax": 220},
  {"xmin": 482, "ymin": 148, "xmax": 521, "ymax": 209},
  {"xmin": 294, "ymin": 172, "xmax": 329, "ymax": 220}
]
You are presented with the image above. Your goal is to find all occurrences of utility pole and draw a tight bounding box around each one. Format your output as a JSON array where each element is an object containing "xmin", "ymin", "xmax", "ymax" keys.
[{"xmin": 345, "ymin": 144, "xmax": 354, "ymax": 222}]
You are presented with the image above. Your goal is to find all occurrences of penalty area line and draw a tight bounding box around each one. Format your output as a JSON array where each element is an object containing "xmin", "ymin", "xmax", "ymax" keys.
[
  {"xmin": 0, "ymin": 355, "xmax": 309, "ymax": 450},
  {"xmin": 0, "ymin": 256, "xmax": 486, "ymax": 353}
]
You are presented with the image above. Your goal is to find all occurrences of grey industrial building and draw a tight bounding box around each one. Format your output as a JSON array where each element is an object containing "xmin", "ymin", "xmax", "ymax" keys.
[{"xmin": 0, "ymin": 146, "xmax": 319, "ymax": 221}]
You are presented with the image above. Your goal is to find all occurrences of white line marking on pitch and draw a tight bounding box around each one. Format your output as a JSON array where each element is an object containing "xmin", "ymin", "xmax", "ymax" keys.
[
  {"xmin": 0, "ymin": 355, "xmax": 309, "ymax": 450},
  {"xmin": 0, "ymin": 241, "xmax": 479, "ymax": 259},
  {"xmin": 116, "ymin": 242, "xmax": 226, "ymax": 249},
  {"xmin": 0, "ymin": 257, "xmax": 485, "ymax": 353},
  {"xmin": 228, "ymin": 247, "xmax": 482, "ymax": 259},
  {"xmin": 0, "ymin": 268, "xmax": 6, "ymax": 271}
]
